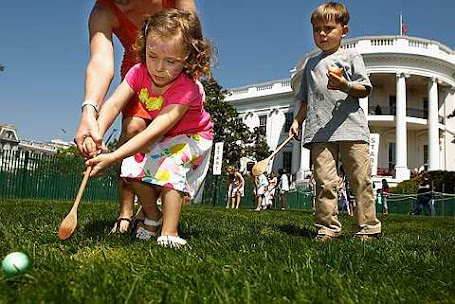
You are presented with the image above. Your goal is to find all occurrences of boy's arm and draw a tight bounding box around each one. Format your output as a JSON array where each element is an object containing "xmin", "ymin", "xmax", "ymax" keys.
[
  {"xmin": 327, "ymin": 72, "xmax": 370, "ymax": 98},
  {"xmin": 288, "ymin": 101, "xmax": 307, "ymax": 138}
]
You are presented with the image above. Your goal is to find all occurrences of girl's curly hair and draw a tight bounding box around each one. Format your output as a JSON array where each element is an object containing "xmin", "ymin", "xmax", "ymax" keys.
[{"xmin": 134, "ymin": 9, "xmax": 212, "ymax": 79}]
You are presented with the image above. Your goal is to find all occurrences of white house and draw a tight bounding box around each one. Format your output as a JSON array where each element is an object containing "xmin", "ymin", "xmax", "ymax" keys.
[{"xmin": 225, "ymin": 35, "xmax": 455, "ymax": 185}]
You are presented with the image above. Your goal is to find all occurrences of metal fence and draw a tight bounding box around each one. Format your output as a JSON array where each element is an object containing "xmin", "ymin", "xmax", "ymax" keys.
[
  {"xmin": 2, "ymin": 149, "xmax": 455, "ymax": 216},
  {"xmin": 0, "ymin": 149, "xmax": 118, "ymax": 202}
]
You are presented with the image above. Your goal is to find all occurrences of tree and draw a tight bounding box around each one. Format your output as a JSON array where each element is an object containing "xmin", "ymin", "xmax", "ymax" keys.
[{"xmin": 202, "ymin": 79, "xmax": 270, "ymax": 170}]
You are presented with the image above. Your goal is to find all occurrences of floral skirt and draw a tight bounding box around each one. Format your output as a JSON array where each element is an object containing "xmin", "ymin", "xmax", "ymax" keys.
[{"xmin": 120, "ymin": 133, "xmax": 213, "ymax": 198}]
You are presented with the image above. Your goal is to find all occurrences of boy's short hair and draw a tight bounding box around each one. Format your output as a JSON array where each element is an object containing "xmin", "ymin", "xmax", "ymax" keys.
[{"xmin": 311, "ymin": 2, "xmax": 349, "ymax": 26}]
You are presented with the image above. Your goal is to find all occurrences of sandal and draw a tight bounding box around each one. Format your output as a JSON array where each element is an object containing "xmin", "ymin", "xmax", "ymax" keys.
[
  {"xmin": 157, "ymin": 235, "xmax": 187, "ymax": 248},
  {"xmin": 110, "ymin": 217, "xmax": 132, "ymax": 234},
  {"xmin": 135, "ymin": 218, "xmax": 162, "ymax": 241}
]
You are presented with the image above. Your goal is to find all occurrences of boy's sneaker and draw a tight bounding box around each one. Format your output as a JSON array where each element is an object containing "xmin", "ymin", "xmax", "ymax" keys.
[
  {"xmin": 353, "ymin": 234, "xmax": 379, "ymax": 242},
  {"xmin": 314, "ymin": 234, "xmax": 337, "ymax": 242}
]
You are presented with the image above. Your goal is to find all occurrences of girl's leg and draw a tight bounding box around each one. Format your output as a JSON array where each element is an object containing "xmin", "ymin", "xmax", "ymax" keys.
[
  {"xmin": 382, "ymin": 197, "xmax": 388, "ymax": 214},
  {"xmin": 130, "ymin": 181, "xmax": 161, "ymax": 235},
  {"xmin": 256, "ymin": 195, "xmax": 262, "ymax": 210},
  {"xmin": 231, "ymin": 196, "xmax": 236, "ymax": 209},
  {"xmin": 235, "ymin": 193, "xmax": 241, "ymax": 209},
  {"xmin": 114, "ymin": 117, "xmax": 148, "ymax": 233},
  {"xmin": 161, "ymin": 188, "xmax": 184, "ymax": 236},
  {"xmin": 131, "ymin": 181, "xmax": 161, "ymax": 220}
]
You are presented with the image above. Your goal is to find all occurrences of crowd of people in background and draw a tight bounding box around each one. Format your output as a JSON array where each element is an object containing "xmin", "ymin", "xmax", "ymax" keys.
[
  {"xmin": 224, "ymin": 166, "xmax": 292, "ymax": 211},
  {"xmin": 224, "ymin": 161, "xmax": 441, "ymax": 219}
]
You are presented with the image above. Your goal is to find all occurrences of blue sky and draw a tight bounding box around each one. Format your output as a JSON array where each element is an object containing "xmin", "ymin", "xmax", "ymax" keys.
[{"xmin": 0, "ymin": 0, "xmax": 454, "ymax": 142}]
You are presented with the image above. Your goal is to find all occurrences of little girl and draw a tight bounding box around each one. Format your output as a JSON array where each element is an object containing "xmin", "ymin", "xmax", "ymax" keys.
[
  {"xmin": 84, "ymin": 9, "xmax": 213, "ymax": 248},
  {"xmin": 226, "ymin": 166, "xmax": 245, "ymax": 209}
]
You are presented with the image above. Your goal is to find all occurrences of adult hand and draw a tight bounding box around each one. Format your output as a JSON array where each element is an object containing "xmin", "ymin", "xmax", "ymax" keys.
[
  {"xmin": 85, "ymin": 152, "xmax": 117, "ymax": 177},
  {"xmin": 74, "ymin": 108, "xmax": 106, "ymax": 157}
]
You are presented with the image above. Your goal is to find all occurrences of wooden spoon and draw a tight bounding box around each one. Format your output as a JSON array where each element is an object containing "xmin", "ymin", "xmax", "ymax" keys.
[
  {"xmin": 252, "ymin": 135, "xmax": 294, "ymax": 176},
  {"xmin": 58, "ymin": 166, "xmax": 92, "ymax": 240}
]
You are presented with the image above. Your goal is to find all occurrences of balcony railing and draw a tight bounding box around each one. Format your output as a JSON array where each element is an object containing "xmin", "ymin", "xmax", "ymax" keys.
[{"xmin": 368, "ymin": 106, "xmax": 444, "ymax": 123}]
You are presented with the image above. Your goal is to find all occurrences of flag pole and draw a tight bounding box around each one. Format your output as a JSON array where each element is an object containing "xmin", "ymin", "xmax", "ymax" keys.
[{"xmin": 399, "ymin": 12, "xmax": 403, "ymax": 36}]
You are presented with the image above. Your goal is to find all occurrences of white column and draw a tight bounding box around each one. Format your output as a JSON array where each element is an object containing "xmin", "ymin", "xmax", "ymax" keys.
[
  {"xmin": 428, "ymin": 77, "xmax": 439, "ymax": 170},
  {"xmin": 359, "ymin": 73, "xmax": 370, "ymax": 116},
  {"xmin": 299, "ymin": 143, "xmax": 311, "ymax": 178},
  {"xmin": 359, "ymin": 96, "xmax": 369, "ymax": 118},
  {"xmin": 291, "ymin": 103, "xmax": 301, "ymax": 176},
  {"xmin": 395, "ymin": 73, "xmax": 410, "ymax": 180}
]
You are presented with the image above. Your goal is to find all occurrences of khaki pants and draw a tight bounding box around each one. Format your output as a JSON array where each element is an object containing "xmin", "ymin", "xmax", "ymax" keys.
[{"xmin": 312, "ymin": 142, "xmax": 381, "ymax": 237}]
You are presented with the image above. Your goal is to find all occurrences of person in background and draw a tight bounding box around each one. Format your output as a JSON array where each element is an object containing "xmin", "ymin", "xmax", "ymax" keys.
[
  {"xmin": 337, "ymin": 169, "xmax": 351, "ymax": 215},
  {"xmin": 307, "ymin": 173, "xmax": 316, "ymax": 211},
  {"xmin": 411, "ymin": 177, "xmax": 432, "ymax": 216},
  {"xmin": 289, "ymin": 2, "xmax": 381, "ymax": 241},
  {"xmin": 84, "ymin": 9, "xmax": 213, "ymax": 248},
  {"xmin": 254, "ymin": 173, "xmax": 269, "ymax": 211},
  {"xmin": 227, "ymin": 166, "xmax": 245, "ymax": 209},
  {"xmin": 380, "ymin": 179, "xmax": 390, "ymax": 215},
  {"xmin": 268, "ymin": 172, "xmax": 278, "ymax": 209},
  {"xmin": 75, "ymin": 0, "xmax": 197, "ymax": 234},
  {"xmin": 278, "ymin": 169, "xmax": 289, "ymax": 211}
]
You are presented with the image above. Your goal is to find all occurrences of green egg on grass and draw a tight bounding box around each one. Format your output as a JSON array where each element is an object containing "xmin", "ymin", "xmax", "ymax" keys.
[{"xmin": 2, "ymin": 252, "xmax": 30, "ymax": 277}]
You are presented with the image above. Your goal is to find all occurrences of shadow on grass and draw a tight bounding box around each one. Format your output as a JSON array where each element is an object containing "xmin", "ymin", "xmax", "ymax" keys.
[
  {"xmin": 277, "ymin": 223, "xmax": 314, "ymax": 238},
  {"xmin": 80, "ymin": 219, "xmax": 112, "ymax": 238}
]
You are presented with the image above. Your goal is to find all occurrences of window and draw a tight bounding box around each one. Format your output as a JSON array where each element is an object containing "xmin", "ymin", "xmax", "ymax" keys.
[
  {"xmin": 423, "ymin": 145, "xmax": 428, "ymax": 166},
  {"xmin": 283, "ymin": 151, "xmax": 292, "ymax": 174},
  {"xmin": 258, "ymin": 115, "xmax": 267, "ymax": 134},
  {"xmin": 423, "ymin": 98, "xmax": 428, "ymax": 119},
  {"xmin": 388, "ymin": 143, "xmax": 396, "ymax": 170},
  {"xmin": 284, "ymin": 111, "xmax": 294, "ymax": 131}
]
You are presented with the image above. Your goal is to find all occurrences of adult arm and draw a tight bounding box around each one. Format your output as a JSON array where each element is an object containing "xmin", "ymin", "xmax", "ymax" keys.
[
  {"xmin": 82, "ymin": 79, "xmax": 135, "ymax": 157},
  {"xmin": 175, "ymin": 0, "xmax": 197, "ymax": 12},
  {"xmin": 75, "ymin": 3, "xmax": 116, "ymax": 157}
]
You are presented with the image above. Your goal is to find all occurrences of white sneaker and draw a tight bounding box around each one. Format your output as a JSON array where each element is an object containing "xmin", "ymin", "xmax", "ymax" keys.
[{"xmin": 157, "ymin": 235, "xmax": 187, "ymax": 248}]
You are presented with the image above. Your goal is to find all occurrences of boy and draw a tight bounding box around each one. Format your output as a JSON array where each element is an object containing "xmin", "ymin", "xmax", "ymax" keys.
[{"xmin": 289, "ymin": 2, "xmax": 381, "ymax": 241}]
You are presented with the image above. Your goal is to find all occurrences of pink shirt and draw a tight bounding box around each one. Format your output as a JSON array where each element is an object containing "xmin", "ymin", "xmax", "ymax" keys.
[{"xmin": 125, "ymin": 64, "xmax": 213, "ymax": 138}]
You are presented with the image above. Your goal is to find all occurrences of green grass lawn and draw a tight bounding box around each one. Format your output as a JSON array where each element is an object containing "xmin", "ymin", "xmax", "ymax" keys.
[{"xmin": 1, "ymin": 199, "xmax": 455, "ymax": 304}]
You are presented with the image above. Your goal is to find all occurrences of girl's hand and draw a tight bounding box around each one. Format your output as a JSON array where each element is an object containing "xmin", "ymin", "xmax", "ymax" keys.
[{"xmin": 85, "ymin": 153, "xmax": 117, "ymax": 177}]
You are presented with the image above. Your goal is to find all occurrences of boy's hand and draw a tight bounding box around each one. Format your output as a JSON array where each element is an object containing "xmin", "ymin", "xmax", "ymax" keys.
[
  {"xmin": 327, "ymin": 69, "xmax": 349, "ymax": 91},
  {"xmin": 85, "ymin": 153, "xmax": 117, "ymax": 177},
  {"xmin": 289, "ymin": 120, "xmax": 300, "ymax": 138}
]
